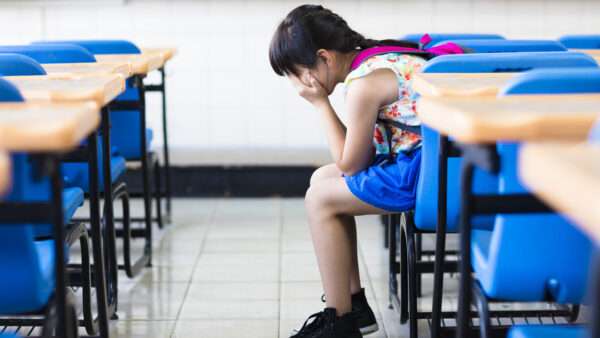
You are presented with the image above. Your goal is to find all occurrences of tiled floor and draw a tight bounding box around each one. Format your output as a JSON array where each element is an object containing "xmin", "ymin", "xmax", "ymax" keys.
[{"xmin": 105, "ymin": 198, "xmax": 447, "ymax": 338}]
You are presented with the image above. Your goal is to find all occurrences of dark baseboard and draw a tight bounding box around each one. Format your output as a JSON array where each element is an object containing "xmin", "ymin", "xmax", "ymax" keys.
[{"xmin": 123, "ymin": 165, "xmax": 316, "ymax": 197}]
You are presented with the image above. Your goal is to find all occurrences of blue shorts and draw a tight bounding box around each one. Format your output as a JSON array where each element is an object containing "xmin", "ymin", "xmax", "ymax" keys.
[{"xmin": 344, "ymin": 149, "xmax": 421, "ymax": 212}]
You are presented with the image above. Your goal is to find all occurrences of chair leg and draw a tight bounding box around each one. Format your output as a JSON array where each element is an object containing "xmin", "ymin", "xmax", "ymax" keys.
[
  {"xmin": 153, "ymin": 155, "xmax": 164, "ymax": 229},
  {"xmin": 141, "ymin": 150, "xmax": 153, "ymax": 267},
  {"xmin": 404, "ymin": 220, "xmax": 419, "ymax": 338},
  {"xmin": 382, "ymin": 214, "xmax": 390, "ymax": 249},
  {"xmin": 388, "ymin": 214, "xmax": 398, "ymax": 310},
  {"xmin": 472, "ymin": 281, "xmax": 491, "ymax": 338},
  {"xmin": 399, "ymin": 215, "xmax": 409, "ymax": 324},
  {"xmin": 416, "ymin": 233, "xmax": 423, "ymax": 298}
]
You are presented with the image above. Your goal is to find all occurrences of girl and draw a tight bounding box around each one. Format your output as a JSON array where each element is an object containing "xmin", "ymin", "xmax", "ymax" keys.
[{"xmin": 269, "ymin": 5, "xmax": 462, "ymax": 338}]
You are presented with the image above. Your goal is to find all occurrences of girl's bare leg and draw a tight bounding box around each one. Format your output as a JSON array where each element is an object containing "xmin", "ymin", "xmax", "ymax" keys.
[{"xmin": 305, "ymin": 175, "xmax": 388, "ymax": 316}]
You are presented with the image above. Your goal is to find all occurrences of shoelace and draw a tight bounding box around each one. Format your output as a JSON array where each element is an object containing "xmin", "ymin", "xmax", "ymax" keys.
[{"xmin": 292, "ymin": 311, "xmax": 328, "ymax": 336}]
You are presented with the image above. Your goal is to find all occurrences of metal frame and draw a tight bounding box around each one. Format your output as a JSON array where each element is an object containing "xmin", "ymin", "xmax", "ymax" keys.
[{"xmin": 145, "ymin": 67, "xmax": 172, "ymax": 223}]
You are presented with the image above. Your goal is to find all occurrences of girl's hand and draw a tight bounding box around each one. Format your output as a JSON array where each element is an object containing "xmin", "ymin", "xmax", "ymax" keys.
[{"xmin": 289, "ymin": 74, "xmax": 329, "ymax": 108}]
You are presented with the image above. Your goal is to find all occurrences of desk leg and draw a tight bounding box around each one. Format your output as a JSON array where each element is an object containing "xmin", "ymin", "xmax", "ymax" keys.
[
  {"xmin": 137, "ymin": 75, "xmax": 153, "ymax": 267},
  {"xmin": 456, "ymin": 161, "xmax": 475, "ymax": 338},
  {"xmin": 101, "ymin": 107, "xmax": 119, "ymax": 319},
  {"xmin": 160, "ymin": 67, "xmax": 172, "ymax": 222},
  {"xmin": 87, "ymin": 132, "xmax": 111, "ymax": 338},
  {"xmin": 431, "ymin": 135, "xmax": 449, "ymax": 338}
]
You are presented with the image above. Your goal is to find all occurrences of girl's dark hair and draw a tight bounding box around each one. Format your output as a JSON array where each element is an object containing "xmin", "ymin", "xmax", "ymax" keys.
[{"xmin": 269, "ymin": 4, "xmax": 423, "ymax": 76}]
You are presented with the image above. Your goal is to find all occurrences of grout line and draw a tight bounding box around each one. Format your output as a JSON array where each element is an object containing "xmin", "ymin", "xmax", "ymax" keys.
[{"xmin": 168, "ymin": 199, "xmax": 219, "ymax": 338}]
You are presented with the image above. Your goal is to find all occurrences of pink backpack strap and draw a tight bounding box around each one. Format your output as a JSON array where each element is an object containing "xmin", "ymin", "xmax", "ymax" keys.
[{"xmin": 350, "ymin": 34, "xmax": 464, "ymax": 71}]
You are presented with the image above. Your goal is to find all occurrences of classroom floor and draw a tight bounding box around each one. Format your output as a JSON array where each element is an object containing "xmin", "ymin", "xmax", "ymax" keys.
[{"xmin": 108, "ymin": 198, "xmax": 456, "ymax": 338}]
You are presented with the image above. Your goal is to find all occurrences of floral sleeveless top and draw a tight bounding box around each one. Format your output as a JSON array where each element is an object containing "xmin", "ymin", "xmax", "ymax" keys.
[{"xmin": 344, "ymin": 53, "xmax": 426, "ymax": 156}]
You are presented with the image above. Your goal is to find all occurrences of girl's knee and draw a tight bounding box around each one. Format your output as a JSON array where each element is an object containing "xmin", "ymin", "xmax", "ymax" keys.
[
  {"xmin": 309, "ymin": 163, "xmax": 339, "ymax": 186},
  {"xmin": 305, "ymin": 183, "xmax": 336, "ymax": 217}
]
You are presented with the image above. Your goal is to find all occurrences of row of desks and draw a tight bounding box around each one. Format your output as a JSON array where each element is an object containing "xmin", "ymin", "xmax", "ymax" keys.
[
  {"xmin": 413, "ymin": 66, "xmax": 600, "ymax": 243},
  {"xmin": 0, "ymin": 47, "xmax": 176, "ymax": 195}
]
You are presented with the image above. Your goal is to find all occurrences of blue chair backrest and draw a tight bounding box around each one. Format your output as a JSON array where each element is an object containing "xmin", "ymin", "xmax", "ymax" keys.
[
  {"xmin": 423, "ymin": 51, "xmax": 597, "ymax": 73},
  {"xmin": 401, "ymin": 33, "xmax": 504, "ymax": 46},
  {"xmin": 559, "ymin": 35, "xmax": 600, "ymax": 49},
  {"xmin": 0, "ymin": 54, "xmax": 46, "ymax": 76},
  {"xmin": 33, "ymin": 39, "xmax": 141, "ymax": 55},
  {"xmin": 484, "ymin": 69, "xmax": 600, "ymax": 303},
  {"xmin": 501, "ymin": 68, "xmax": 600, "ymax": 95},
  {"xmin": 0, "ymin": 44, "xmax": 96, "ymax": 64},
  {"xmin": 0, "ymin": 82, "xmax": 55, "ymax": 314},
  {"xmin": 436, "ymin": 39, "xmax": 567, "ymax": 53},
  {"xmin": 0, "ymin": 78, "xmax": 24, "ymax": 102}
]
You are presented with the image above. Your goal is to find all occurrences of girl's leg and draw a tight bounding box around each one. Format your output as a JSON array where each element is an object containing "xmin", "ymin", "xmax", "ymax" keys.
[
  {"xmin": 305, "ymin": 176, "xmax": 388, "ymax": 316},
  {"xmin": 310, "ymin": 165, "xmax": 363, "ymax": 296}
]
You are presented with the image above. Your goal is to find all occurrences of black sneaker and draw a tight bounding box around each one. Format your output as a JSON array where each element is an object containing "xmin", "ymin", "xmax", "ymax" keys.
[
  {"xmin": 290, "ymin": 308, "xmax": 362, "ymax": 338},
  {"xmin": 320, "ymin": 289, "xmax": 379, "ymax": 335}
]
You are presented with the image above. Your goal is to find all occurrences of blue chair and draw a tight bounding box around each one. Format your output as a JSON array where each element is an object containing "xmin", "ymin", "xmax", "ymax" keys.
[
  {"xmin": 435, "ymin": 39, "xmax": 567, "ymax": 53},
  {"xmin": 0, "ymin": 44, "xmax": 95, "ymax": 63},
  {"xmin": 0, "ymin": 78, "xmax": 81, "ymax": 337},
  {"xmin": 0, "ymin": 54, "xmax": 46, "ymax": 76},
  {"xmin": 559, "ymin": 35, "xmax": 600, "ymax": 49},
  {"xmin": 423, "ymin": 52, "xmax": 597, "ymax": 73},
  {"xmin": 401, "ymin": 33, "xmax": 504, "ymax": 46},
  {"xmin": 391, "ymin": 54, "xmax": 599, "ymax": 338},
  {"xmin": 457, "ymin": 69, "xmax": 600, "ymax": 338}
]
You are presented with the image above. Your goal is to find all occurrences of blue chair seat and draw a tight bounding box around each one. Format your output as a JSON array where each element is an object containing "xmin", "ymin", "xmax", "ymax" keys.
[
  {"xmin": 33, "ymin": 187, "xmax": 84, "ymax": 238},
  {"xmin": 0, "ymin": 44, "xmax": 96, "ymax": 64},
  {"xmin": 33, "ymin": 39, "xmax": 141, "ymax": 55},
  {"xmin": 508, "ymin": 325, "xmax": 587, "ymax": 338},
  {"xmin": 0, "ymin": 238, "xmax": 55, "ymax": 314},
  {"xmin": 62, "ymin": 155, "xmax": 126, "ymax": 192}
]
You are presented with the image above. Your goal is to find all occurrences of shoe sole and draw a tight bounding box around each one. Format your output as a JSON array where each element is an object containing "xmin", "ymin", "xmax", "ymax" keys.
[{"xmin": 360, "ymin": 323, "xmax": 379, "ymax": 335}]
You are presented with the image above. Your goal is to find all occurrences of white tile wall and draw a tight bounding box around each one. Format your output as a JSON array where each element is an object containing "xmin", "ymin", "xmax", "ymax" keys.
[{"xmin": 0, "ymin": 0, "xmax": 598, "ymax": 165}]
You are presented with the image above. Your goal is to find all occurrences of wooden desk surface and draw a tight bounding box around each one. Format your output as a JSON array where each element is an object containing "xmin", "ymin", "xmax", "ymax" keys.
[
  {"xmin": 520, "ymin": 143, "xmax": 600, "ymax": 244},
  {"xmin": 413, "ymin": 73, "xmax": 516, "ymax": 97},
  {"xmin": 0, "ymin": 101, "xmax": 100, "ymax": 152},
  {"xmin": 0, "ymin": 152, "xmax": 10, "ymax": 196},
  {"xmin": 417, "ymin": 95, "xmax": 600, "ymax": 143},
  {"xmin": 4, "ymin": 74, "xmax": 125, "ymax": 107},
  {"xmin": 42, "ymin": 62, "xmax": 132, "ymax": 78},
  {"xmin": 95, "ymin": 54, "xmax": 164, "ymax": 75},
  {"xmin": 141, "ymin": 47, "xmax": 177, "ymax": 63}
]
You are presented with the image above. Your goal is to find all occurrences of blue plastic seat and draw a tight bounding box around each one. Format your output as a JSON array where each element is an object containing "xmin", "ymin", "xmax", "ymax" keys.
[
  {"xmin": 401, "ymin": 33, "xmax": 504, "ymax": 46},
  {"xmin": 559, "ymin": 35, "xmax": 600, "ymax": 49},
  {"xmin": 508, "ymin": 325, "xmax": 587, "ymax": 338},
  {"xmin": 33, "ymin": 39, "xmax": 141, "ymax": 55},
  {"xmin": 435, "ymin": 39, "xmax": 567, "ymax": 53},
  {"xmin": 0, "ymin": 77, "xmax": 24, "ymax": 101},
  {"xmin": 0, "ymin": 44, "xmax": 96, "ymax": 64},
  {"xmin": 0, "ymin": 54, "xmax": 46, "ymax": 76},
  {"xmin": 501, "ymin": 68, "xmax": 600, "ymax": 95},
  {"xmin": 423, "ymin": 52, "xmax": 597, "ymax": 73}
]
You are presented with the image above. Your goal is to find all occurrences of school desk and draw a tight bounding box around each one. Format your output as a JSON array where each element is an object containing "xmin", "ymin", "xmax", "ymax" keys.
[
  {"xmin": 0, "ymin": 101, "xmax": 99, "ymax": 152},
  {"xmin": 520, "ymin": 143, "xmax": 600, "ymax": 243},
  {"xmin": 417, "ymin": 95, "xmax": 600, "ymax": 143},
  {"xmin": 4, "ymin": 74, "xmax": 125, "ymax": 107},
  {"xmin": 141, "ymin": 47, "xmax": 177, "ymax": 64},
  {"xmin": 413, "ymin": 73, "xmax": 516, "ymax": 97},
  {"xmin": 42, "ymin": 62, "xmax": 132, "ymax": 78},
  {"xmin": 95, "ymin": 54, "xmax": 163, "ymax": 75}
]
